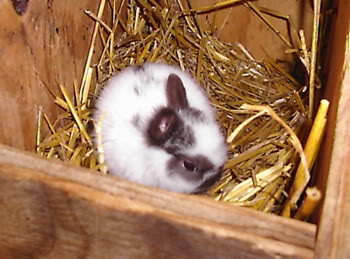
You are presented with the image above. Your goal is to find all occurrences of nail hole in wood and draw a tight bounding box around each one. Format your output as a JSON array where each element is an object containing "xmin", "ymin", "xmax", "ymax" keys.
[{"xmin": 11, "ymin": 0, "xmax": 29, "ymax": 16}]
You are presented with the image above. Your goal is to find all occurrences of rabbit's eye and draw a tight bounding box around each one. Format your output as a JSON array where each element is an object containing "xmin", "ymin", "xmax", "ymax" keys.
[{"xmin": 183, "ymin": 160, "xmax": 196, "ymax": 172}]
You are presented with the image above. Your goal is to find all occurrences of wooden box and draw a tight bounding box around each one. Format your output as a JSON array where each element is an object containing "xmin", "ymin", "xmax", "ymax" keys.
[{"xmin": 0, "ymin": 0, "xmax": 349, "ymax": 258}]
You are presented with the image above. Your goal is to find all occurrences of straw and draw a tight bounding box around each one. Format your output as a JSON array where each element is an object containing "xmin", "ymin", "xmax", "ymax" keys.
[{"xmin": 36, "ymin": 0, "xmax": 326, "ymax": 218}]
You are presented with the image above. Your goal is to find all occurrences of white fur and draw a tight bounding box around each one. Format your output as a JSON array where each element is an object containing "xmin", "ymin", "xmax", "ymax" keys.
[{"xmin": 94, "ymin": 62, "xmax": 227, "ymax": 193}]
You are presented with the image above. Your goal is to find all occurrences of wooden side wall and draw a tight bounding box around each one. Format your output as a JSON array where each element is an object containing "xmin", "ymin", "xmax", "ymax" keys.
[
  {"xmin": 0, "ymin": 0, "xmax": 100, "ymax": 150},
  {"xmin": 0, "ymin": 145, "xmax": 315, "ymax": 258},
  {"xmin": 315, "ymin": 0, "xmax": 350, "ymax": 255}
]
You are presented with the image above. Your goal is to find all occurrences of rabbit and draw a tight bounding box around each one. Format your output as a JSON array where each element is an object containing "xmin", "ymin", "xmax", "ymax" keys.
[{"xmin": 93, "ymin": 62, "xmax": 227, "ymax": 193}]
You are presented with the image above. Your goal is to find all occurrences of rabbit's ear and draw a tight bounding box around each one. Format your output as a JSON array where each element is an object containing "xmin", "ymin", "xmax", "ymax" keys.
[
  {"xmin": 147, "ymin": 108, "xmax": 180, "ymax": 146},
  {"xmin": 166, "ymin": 74, "xmax": 189, "ymax": 109}
]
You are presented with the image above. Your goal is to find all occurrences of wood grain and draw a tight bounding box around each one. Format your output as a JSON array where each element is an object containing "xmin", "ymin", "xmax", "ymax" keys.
[
  {"xmin": 312, "ymin": 0, "xmax": 350, "ymax": 222},
  {"xmin": 0, "ymin": 145, "xmax": 316, "ymax": 258},
  {"xmin": 0, "ymin": 0, "xmax": 101, "ymax": 151},
  {"xmin": 314, "ymin": 9, "xmax": 350, "ymax": 256},
  {"xmin": 0, "ymin": 164, "xmax": 315, "ymax": 259}
]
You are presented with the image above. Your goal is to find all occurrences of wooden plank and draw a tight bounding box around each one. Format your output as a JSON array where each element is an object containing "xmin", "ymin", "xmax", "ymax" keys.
[
  {"xmin": 313, "ymin": 0, "xmax": 350, "ymax": 223},
  {"xmin": 314, "ymin": 0, "xmax": 350, "ymax": 257},
  {"xmin": 0, "ymin": 0, "xmax": 101, "ymax": 150},
  {"xmin": 0, "ymin": 145, "xmax": 316, "ymax": 252},
  {"xmin": 314, "ymin": 11, "xmax": 350, "ymax": 256},
  {"xmin": 0, "ymin": 162, "xmax": 314, "ymax": 259}
]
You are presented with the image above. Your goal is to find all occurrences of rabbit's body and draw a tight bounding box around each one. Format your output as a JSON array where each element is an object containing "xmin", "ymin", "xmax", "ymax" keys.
[{"xmin": 94, "ymin": 63, "xmax": 227, "ymax": 193}]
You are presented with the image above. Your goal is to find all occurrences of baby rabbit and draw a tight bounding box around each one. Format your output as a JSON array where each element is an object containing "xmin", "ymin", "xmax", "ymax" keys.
[{"xmin": 94, "ymin": 63, "xmax": 227, "ymax": 193}]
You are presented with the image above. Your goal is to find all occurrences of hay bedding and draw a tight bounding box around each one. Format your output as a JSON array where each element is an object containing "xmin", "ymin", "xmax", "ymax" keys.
[{"xmin": 37, "ymin": 0, "xmax": 327, "ymax": 219}]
